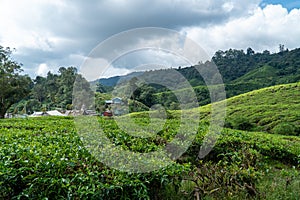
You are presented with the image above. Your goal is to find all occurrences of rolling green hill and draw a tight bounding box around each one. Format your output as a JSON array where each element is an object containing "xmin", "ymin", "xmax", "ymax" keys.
[
  {"xmin": 96, "ymin": 48, "xmax": 300, "ymax": 110},
  {"xmin": 2, "ymin": 48, "xmax": 300, "ymax": 199},
  {"xmin": 114, "ymin": 81, "xmax": 300, "ymax": 199},
  {"xmin": 197, "ymin": 82, "xmax": 300, "ymax": 135},
  {"xmin": 130, "ymin": 82, "xmax": 300, "ymax": 136},
  {"xmin": 232, "ymin": 64, "xmax": 300, "ymax": 86},
  {"xmin": 1, "ymin": 81, "xmax": 300, "ymax": 199}
]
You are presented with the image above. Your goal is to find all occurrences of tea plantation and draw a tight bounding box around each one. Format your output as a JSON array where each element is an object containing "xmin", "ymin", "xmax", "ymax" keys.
[{"xmin": 0, "ymin": 83, "xmax": 299, "ymax": 199}]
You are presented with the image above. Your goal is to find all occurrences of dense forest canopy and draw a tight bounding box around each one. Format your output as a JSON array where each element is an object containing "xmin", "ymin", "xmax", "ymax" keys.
[
  {"xmin": 97, "ymin": 46, "xmax": 300, "ymax": 110},
  {"xmin": 13, "ymin": 67, "xmax": 93, "ymax": 114}
]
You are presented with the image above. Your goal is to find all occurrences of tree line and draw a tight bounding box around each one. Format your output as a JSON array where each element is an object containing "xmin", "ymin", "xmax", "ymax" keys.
[
  {"xmin": 1, "ymin": 44, "xmax": 300, "ymax": 118},
  {"xmin": 0, "ymin": 46, "xmax": 92, "ymax": 118},
  {"xmin": 107, "ymin": 46, "xmax": 300, "ymax": 110}
]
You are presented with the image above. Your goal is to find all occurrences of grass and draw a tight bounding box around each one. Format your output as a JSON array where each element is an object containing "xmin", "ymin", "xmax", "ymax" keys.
[{"xmin": 258, "ymin": 161, "xmax": 300, "ymax": 200}]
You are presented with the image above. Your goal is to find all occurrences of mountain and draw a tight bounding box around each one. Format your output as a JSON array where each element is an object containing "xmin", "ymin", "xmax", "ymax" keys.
[
  {"xmin": 94, "ymin": 47, "xmax": 300, "ymax": 109},
  {"xmin": 96, "ymin": 71, "xmax": 144, "ymax": 87},
  {"xmin": 97, "ymin": 47, "xmax": 300, "ymax": 87}
]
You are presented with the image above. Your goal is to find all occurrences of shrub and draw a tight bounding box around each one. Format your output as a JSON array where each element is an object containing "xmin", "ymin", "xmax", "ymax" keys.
[
  {"xmin": 272, "ymin": 123, "xmax": 297, "ymax": 136},
  {"xmin": 229, "ymin": 117, "xmax": 254, "ymax": 131}
]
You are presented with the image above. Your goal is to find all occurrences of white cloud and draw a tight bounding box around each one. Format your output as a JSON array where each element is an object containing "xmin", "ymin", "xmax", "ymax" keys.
[
  {"xmin": 36, "ymin": 63, "xmax": 50, "ymax": 77},
  {"xmin": 80, "ymin": 57, "xmax": 116, "ymax": 81},
  {"xmin": 101, "ymin": 66, "xmax": 132, "ymax": 79},
  {"xmin": 0, "ymin": 0, "xmax": 68, "ymax": 50},
  {"xmin": 222, "ymin": 2, "xmax": 235, "ymax": 13},
  {"xmin": 80, "ymin": 56, "xmax": 132, "ymax": 80},
  {"xmin": 183, "ymin": 4, "xmax": 300, "ymax": 55},
  {"xmin": 0, "ymin": 0, "xmax": 260, "ymax": 78},
  {"xmin": 1, "ymin": 1, "xmax": 300, "ymax": 78}
]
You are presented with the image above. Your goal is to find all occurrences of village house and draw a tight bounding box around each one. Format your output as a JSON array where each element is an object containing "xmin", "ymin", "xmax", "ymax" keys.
[{"xmin": 104, "ymin": 97, "xmax": 125, "ymax": 116}]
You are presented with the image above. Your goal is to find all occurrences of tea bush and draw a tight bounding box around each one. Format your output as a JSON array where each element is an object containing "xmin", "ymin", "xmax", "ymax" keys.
[
  {"xmin": 272, "ymin": 123, "xmax": 297, "ymax": 136},
  {"xmin": 0, "ymin": 116, "xmax": 299, "ymax": 199}
]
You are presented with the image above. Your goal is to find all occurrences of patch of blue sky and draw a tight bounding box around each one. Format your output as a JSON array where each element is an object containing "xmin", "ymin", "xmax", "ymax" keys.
[{"xmin": 260, "ymin": 0, "xmax": 300, "ymax": 11}]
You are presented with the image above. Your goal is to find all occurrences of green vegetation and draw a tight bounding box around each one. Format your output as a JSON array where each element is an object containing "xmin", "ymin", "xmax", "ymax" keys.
[
  {"xmin": 0, "ymin": 117, "xmax": 189, "ymax": 199},
  {"xmin": 1, "ymin": 81, "xmax": 299, "ymax": 199},
  {"xmin": 96, "ymin": 47, "xmax": 300, "ymax": 110},
  {"xmin": 197, "ymin": 82, "xmax": 300, "ymax": 135},
  {"xmin": 1, "ymin": 45, "xmax": 299, "ymax": 199},
  {"xmin": 0, "ymin": 46, "xmax": 32, "ymax": 118},
  {"xmin": 26, "ymin": 67, "xmax": 93, "ymax": 113},
  {"xmin": 4, "ymin": 46, "xmax": 300, "ymax": 116},
  {"xmin": 0, "ymin": 115, "xmax": 299, "ymax": 199}
]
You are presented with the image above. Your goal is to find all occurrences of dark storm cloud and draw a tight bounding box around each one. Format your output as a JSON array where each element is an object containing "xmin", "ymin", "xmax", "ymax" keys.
[{"xmin": 38, "ymin": 0, "xmax": 259, "ymax": 40}]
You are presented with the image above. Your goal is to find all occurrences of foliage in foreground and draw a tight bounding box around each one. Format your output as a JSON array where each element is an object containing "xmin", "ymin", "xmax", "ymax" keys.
[
  {"xmin": 0, "ymin": 116, "xmax": 299, "ymax": 199},
  {"xmin": 0, "ymin": 117, "xmax": 189, "ymax": 199},
  {"xmin": 0, "ymin": 46, "xmax": 32, "ymax": 118}
]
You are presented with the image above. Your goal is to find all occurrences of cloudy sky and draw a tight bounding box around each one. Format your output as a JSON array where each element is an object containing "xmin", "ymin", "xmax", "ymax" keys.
[{"xmin": 1, "ymin": 0, "xmax": 300, "ymax": 80}]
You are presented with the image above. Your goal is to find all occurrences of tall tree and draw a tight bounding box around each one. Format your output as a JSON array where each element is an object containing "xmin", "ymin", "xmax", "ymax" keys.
[
  {"xmin": 246, "ymin": 47, "xmax": 255, "ymax": 56},
  {"xmin": 55, "ymin": 67, "xmax": 77, "ymax": 108},
  {"xmin": 0, "ymin": 46, "xmax": 32, "ymax": 118},
  {"xmin": 96, "ymin": 82, "xmax": 108, "ymax": 93},
  {"xmin": 72, "ymin": 74, "xmax": 94, "ymax": 110},
  {"xmin": 32, "ymin": 76, "xmax": 47, "ymax": 103},
  {"xmin": 279, "ymin": 44, "xmax": 285, "ymax": 53},
  {"xmin": 45, "ymin": 71, "xmax": 59, "ymax": 105}
]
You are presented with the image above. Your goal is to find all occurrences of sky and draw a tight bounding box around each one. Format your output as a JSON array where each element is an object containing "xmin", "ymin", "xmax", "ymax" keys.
[{"xmin": 1, "ymin": 0, "xmax": 300, "ymax": 80}]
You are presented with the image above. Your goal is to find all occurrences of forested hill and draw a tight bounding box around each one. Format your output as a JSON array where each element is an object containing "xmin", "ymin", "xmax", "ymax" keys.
[
  {"xmin": 98, "ymin": 47, "xmax": 300, "ymax": 89},
  {"xmin": 94, "ymin": 47, "xmax": 300, "ymax": 109},
  {"xmin": 7, "ymin": 47, "xmax": 300, "ymax": 114},
  {"xmin": 213, "ymin": 47, "xmax": 300, "ymax": 83}
]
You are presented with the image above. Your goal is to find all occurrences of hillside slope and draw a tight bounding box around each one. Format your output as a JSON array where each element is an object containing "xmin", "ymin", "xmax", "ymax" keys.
[{"xmin": 199, "ymin": 82, "xmax": 300, "ymax": 135}]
